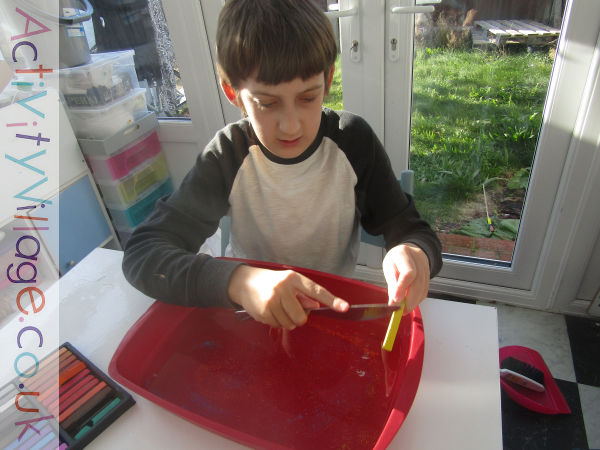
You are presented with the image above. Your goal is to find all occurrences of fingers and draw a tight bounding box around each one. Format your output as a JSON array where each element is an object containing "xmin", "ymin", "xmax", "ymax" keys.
[
  {"xmin": 296, "ymin": 292, "xmax": 321, "ymax": 309},
  {"xmin": 272, "ymin": 302, "xmax": 301, "ymax": 330},
  {"xmin": 227, "ymin": 266, "xmax": 349, "ymax": 330},
  {"xmin": 382, "ymin": 257, "xmax": 402, "ymax": 304},
  {"xmin": 294, "ymin": 273, "xmax": 349, "ymax": 312},
  {"xmin": 383, "ymin": 244, "xmax": 431, "ymax": 314}
]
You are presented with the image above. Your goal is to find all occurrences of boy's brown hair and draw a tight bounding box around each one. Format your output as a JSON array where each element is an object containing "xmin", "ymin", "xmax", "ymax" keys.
[{"xmin": 216, "ymin": 0, "xmax": 337, "ymax": 90}]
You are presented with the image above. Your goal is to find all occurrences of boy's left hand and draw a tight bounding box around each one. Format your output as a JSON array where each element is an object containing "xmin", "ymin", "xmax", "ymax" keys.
[{"xmin": 382, "ymin": 243, "xmax": 430, "ymax": 314}]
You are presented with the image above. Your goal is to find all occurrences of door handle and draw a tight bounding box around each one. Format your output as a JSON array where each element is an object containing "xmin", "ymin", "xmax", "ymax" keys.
[
  {"xmin": 325, "ymin": 1, "xmax": 361, "ymax": 63},
  {"xmin": 325, "ymin": 6, "xmax": 357, "ymax": 19},
  {"xmin": 391, "ymin": 5, "xmax": 434, "ymax": 14},
  {"xmin": 388, "ymin": 1, "xmax": 439, "ymax": 61}
]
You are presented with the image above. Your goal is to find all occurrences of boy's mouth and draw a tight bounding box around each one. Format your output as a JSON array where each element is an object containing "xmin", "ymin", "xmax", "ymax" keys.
[{"xmin": 278, "ymin": 137, "xmax": 302, "ymax": 147}]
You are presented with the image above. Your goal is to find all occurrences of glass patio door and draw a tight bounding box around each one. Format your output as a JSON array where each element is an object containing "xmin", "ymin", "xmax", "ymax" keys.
[
  {"xmin": 386, "ymin": 0, "xmax": 558, "ymax": 288},
  {"xmin": 375, "ymin": 0, "xmax": 600, "ymax": 303}
]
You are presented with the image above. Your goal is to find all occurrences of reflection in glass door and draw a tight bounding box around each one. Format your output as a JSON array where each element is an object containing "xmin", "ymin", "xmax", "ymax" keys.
[{"xmin": 409, "ymin": 6, "xmax": 562, "ymax": 264}]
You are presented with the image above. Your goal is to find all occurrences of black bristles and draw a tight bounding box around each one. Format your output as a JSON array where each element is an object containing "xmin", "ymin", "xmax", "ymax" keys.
[{"xmin": 501, "ymin": 357, "xmax": 545, "ymax": 385}]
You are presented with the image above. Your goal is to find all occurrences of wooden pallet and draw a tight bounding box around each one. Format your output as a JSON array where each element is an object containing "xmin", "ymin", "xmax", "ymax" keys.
[{"xmin": 473, "ymin": 19, "xmax": 559, "ymax": 48}]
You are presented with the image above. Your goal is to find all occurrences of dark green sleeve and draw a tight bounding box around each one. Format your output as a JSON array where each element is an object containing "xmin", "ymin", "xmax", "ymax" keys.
[
  {"xmin": 121, "ymin": 122, "xmax": 250, "ymax": 307},
  {"xmin": 326, "ymin": 109, "xmax": 443, "ymax": 277}
]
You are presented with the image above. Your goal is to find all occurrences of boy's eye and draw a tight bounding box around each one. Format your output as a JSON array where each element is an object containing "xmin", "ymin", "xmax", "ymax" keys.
[
  {"xmin": 254, "ymin": 98, "xmax": 275, "ymax": 109},
  {"xmin": 300, "ymin": 96, "xmax": 317, "ymax": 103}
]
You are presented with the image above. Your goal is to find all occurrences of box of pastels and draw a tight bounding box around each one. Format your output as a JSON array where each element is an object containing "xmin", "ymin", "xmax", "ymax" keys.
[{"xmin": 0, "ymin": 342, "xmax": 134, "ymax": 450}]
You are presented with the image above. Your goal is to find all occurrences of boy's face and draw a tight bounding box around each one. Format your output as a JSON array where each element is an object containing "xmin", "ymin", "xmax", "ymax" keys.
[{"xmin": 226, "ymin": 71, "xmax": 331, "ymax": 159}]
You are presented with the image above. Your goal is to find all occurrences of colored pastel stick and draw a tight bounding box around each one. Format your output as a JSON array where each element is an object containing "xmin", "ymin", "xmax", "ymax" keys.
[
  {"xmin": 62, "ymin": 386, "xmax": 112, "ymax": 431},
  {"xmin": 19, "ymin": 348, "xmax": 64, "ymax": 387},
  {"xmin": 3, "ymin": 425, "xmax": 37, "ymax": 450},
  {"xmin": 57, "ymin": 357, "xmax": 82, "ymax": 380},
  {"xmin": 14, "ymin": 424, "xmax": 50, "ymax": 449},
  {"xmin": 36, "ymin": 377, "xmax": 60, "ymax": 403},
  {"xmin": 0, "ymin": 383, "xmax": 16, "ymax": 398},
  {"xmin": 59, "ymin": 361, "xmax": 86, "ymax": 385},
  {"xmin": 0, "ymin": 394, "xmax": 15, "ymax": 414},
  {"xmin": 0, "ymin": 407, "xmax": 30, "ymax": 437},
  {"xmin": 40, "ymin": 385, "xmax": 60, "ymax": 408},
  {"xmin": 58, "ymin": 351, "xmax": 72, "ymax": 366},
  {"xmin": 24, "ymin": 359, "xmax": 58, "ymax": 390},
  {"xmin": 73, "ymin": 397, "xmax": 121, "ymax": 439},
  {"xmin": 40, "ymin": 438, "xmax": 63, "ymax": 450},
  {"xmin": 59, "ymin": 368, "xmax": 90, "ymax": 395},
  {"xmin": 57, "ymin": 376, "xmax": 98, "ymax": 415},
  {"xmin": 59, "ymin": 381, "xmax": 107, "ymax": 422},
  {"xmin": 52, "ymin": 374, "xmax": 96, "ymax": 415},
  {"xmin": 58, "ymin": 354, "xmax": 76, "ymax": 368},
  {"xmin": 28, "ymin": 429, "xmax": 57, "ymax": 450},
  {"xmin": 382, "ymin": 301, "xmax": 406, "ymax": 352},
  {"xmin": 25, "ymin": 354, "xmax": 65, "ymax": 390}
]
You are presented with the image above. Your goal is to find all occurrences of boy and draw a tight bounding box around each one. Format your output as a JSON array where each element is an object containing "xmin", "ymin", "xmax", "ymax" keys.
[{"xmin": 122, "ymin": 0, "xmax": 442, "ymax": 330}]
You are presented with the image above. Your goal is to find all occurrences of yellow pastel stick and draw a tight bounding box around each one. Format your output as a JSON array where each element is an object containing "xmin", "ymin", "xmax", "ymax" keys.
[{"xmin": 382, "ymin": 301, "xmax": 406, "ymax": 352}]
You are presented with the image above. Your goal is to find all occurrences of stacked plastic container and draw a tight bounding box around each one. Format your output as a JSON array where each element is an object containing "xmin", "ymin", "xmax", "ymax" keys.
[{"xmin": 60, "ymin": 50, "xmax": 173, "ymax": 246}]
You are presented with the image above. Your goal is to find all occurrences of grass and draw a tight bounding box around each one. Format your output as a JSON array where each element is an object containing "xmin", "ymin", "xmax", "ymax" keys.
[
  {"xmin": 323, "ymin": 55, "xmax": 343, "ymax": 110},
  {"xmin": 410, "ymin": 47, "xmax": 552, "ymax": 229},
  {"xmin": 324, "ymin": 47, "xmax": 554, "ymax": 233}
]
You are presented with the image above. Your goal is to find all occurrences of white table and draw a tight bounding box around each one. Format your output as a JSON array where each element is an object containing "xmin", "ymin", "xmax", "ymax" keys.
[{"xmin": 56, "ymin": 248, "xmax": 502, "ymax": 449}]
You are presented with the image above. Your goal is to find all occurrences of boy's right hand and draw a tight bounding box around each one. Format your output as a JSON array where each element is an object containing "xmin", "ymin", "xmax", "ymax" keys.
[{"xmin": 227, "ymin": 265, "xmax": 349, "ymax": 330}]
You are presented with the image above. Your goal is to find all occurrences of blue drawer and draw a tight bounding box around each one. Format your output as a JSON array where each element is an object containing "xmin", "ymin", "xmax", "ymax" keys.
[{"xmin": 41, "ymin": 175, "xmax": 112, "ymax": 274}]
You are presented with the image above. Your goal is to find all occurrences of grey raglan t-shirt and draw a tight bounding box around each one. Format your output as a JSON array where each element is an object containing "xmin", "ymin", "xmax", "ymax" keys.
[{"xmin": 122, "ymin": 109, "xmax": 442, "ymax": 308}]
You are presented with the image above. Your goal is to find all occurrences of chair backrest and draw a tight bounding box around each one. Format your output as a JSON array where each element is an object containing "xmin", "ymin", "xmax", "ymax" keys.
[
  {"xmin": 399, "ymin": 169, "xmax": 414, "ymax": 197},
  {"xmin": 360, "ymin": 169, "xmax": 414, "ymax": 247},
  {"xmin": 219, "ymin": 169, "xmax": 415, "ymax": 255}
]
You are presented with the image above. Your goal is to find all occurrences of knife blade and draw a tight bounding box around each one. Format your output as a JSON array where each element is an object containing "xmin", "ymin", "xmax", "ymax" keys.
[{"xmin": 235, "ymin": 303, "xmax": 403, "ymax": 321}]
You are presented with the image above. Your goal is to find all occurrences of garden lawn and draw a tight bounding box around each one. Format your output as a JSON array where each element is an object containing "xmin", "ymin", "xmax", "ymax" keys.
[{"xmin": 410, "ymin": 47, "xmax": 553, "ymax": 230}]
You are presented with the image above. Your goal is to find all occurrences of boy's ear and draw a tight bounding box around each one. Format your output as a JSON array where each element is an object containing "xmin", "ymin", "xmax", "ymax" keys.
[{"xmin": 220, "ymin": 79, "xmax": 239, "ymax": 106}]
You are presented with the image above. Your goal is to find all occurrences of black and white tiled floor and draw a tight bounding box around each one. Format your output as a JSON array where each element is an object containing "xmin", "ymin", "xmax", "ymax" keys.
[{"xmin": 433, "ymin": 296, "xmax": 600, "ymax": 449}]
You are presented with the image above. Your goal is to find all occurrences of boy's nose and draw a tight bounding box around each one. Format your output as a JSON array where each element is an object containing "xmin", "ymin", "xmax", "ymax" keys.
[{"xmin": 278, "ymin": 106, "xmax": 301, "ymax": 135}]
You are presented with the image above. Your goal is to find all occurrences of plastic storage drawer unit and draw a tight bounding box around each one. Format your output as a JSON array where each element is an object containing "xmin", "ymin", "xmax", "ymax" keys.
[
  {"xmin": 60, "ymin": 50, "xmax": 138, "ymax": 107},
  {"xmin": 108, "ymin": 178, "xmax": 174, "ymax": 229},
  {"xmin": 67, "ymin": 88, "xmax": 148, "ymax": 139},
  {"xmin": 98, "ymin": 153, "xmax": 169, "ymax": 206},
  {"xmin": 86, "ymin": 130, "xmax": 161, "ymax": 181}
]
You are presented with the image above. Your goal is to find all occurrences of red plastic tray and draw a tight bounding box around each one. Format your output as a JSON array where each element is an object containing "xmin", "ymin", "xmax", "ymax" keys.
[
  {"xmin": 499, "ymin": 345, "xmax": 570, "ymax": 414},
  {"xmin": 109, "ymin": 259, "xmax": 425, "ymax": 449}
]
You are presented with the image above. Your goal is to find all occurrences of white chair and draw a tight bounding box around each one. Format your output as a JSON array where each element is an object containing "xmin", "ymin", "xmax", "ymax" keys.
[{"xmin": 360, "ymin": 169, "xmax": 414, "ymax": 247}]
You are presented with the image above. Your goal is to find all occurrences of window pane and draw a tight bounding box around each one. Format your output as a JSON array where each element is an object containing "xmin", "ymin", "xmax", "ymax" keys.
[
  {"xmin": 322, "ymin": 1, "xmax": 343, "ymax": 110},
  {"xmin": 323, "ymin": 54, "xmax": 343, "ymax": 110},
  {"xmin": 87, "ymin": 0, "xmax": 188, "ymax": 118},
  {"xmin": 410, "ymin": 5, "xmax": 563, "ymax": 263}
]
